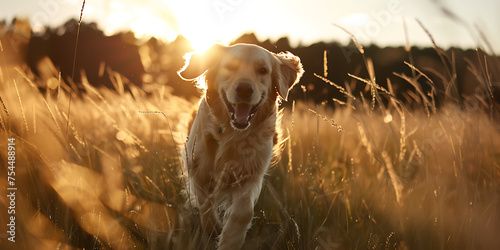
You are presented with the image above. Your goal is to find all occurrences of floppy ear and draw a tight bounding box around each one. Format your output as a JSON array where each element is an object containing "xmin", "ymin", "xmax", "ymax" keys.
[
  {"xmin": 274, "ymin": 52, "xmax": 304, "ymax": 101},
  {"xmin": 177, "ymin": 44, "xmax": 224, "ymax": 81}
]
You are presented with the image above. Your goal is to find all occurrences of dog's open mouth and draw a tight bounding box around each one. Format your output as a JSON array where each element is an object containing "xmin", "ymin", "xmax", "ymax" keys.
[{"xmin": 222, "ymin": 93, "xmax": 262, "ymax": 130}]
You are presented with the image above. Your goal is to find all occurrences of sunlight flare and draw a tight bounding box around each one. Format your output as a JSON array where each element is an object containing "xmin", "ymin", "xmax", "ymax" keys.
[{"xmin": 130, "ymin": 16, "xmax": 177, "ymax": 41}]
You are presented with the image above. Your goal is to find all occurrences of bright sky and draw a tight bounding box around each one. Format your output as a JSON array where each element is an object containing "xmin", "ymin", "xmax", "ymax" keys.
[{"xmin": 2, "ymin": 0, "xmax": 499, "ymax": 53}]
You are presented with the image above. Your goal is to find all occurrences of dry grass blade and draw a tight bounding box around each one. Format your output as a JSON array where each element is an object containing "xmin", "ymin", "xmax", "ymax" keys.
[
  {"xmin": 415, "ymin": 19, "xmax": 438, "ymax": 49},
  {"xmin": 332, "ymin": 98, "xmax": 356, "ymax": 110},
  {"xmin": 332, "ymin": 23, "xmax": 364, "ymax": 54},
  {"xmin": 113, "ymin": 124, "xmax": 147, "ymax": 152},
  {"xmin": 0, "ymin": 41, "xmax": 4, "ymax": 83},
  {"xmin": 57, "ymin": 72, "xmax": 61, "ymax": 107},
  {"xmin": 394, "ymin": 72, "xmax": 433, "ymax": 116},
  {"xmin": 91, "ymin": 144, "xmax": 114, "ymax": 160},
  {"xmin": 81, "ymin": 71, "xmax": 108, "ymax": 104},
  {"xmin": 42, "ymin": 96, "xmax": 63, "ymax": 135},
  {"xmin": 158, "ymin": 110, "xmax": 181, "ymax": 167},
  {"xmin": 68, "ymin": 142, "xmax": 83, "ymax": 162},
  {"xmin": 32, "ymin": 103, "xmax": 36, "ymax": 134},
  {"xmin": 416, "ymin": 18, "xmax": 458, "ymax": 99},
  {"xmin": 404, "ymin": 61, "xmax": 434, "ymax": 85},
  {"xmin": 434, "ymin": 1, "xmax": 494, "ymax": 55},
  {"xmin": 0, "ymin": 95, "xmax": 8, "ymax": 116},
  {"xmin": 348, "ymin": 73, "xmax": 399, "ymax": 104},
  {"xmin": 61, "ymin": 111, "xmax": 85, "ymax": 146},
  {"xmin": 474, "ymin": 23, "xmax": 495, "ymax": 55},
  {"xmin": 286, "ymin": 127, "xmax": 293, "ymax": 172},
  {"xmin": 291, "ymin": 100, "xmax": 295, "ymax": 132},
  {"xmin": 71, "ymin": 0, "xmax": 86, "ymax": 81},
  {"xmin": 308, "ymin": 109, "xmax": 343, "ymax": 132},
  {"xmin": 13, "ymin": 79, "xmax": 28, "ymax": 132},
  {"xmin": 109, "ymin": 69, "xmax": 125, "ymax": 95},
  {"xmin": 464, "ymin": 56, "xmax": 493, "ymax": 99},
  {"xmin": 402, "ymin": 62, "xmax": 438, "ymax": 113},
  {"xmin": 357, "ymin": 122, "xmax": 374, "ymax": 159},
  {"xmin": 475, "ymin": 50, "xmax": 495, "ymax": 100},
  {"xmin": 14, "ymin": 67, "xmax": 37, "ymax": 89},
  {"xmin": 83, "ymin": 95, "xmax": 116, "ymax": 124},
  {"xmin": 403, "ymin": 17, "xmax": 417, "ymax": 79},
  {"xmin": 386, "ymin": 78, "xmax": 408, "ymax": 115},
  {"xmin": 314, "ymin": 73, "xmax": 356, "ymax": 100},
  {"xmin": 482, "ymin": 55, "xmax": 493, "ymax": 89},
  {"xmin": 382, "ymin": 151, "xmax": 403, "ymax": 206},
  {"xmin": 421, "ymin": 67, "xmax": 457, "ymax": 100},
  {"xmin": 0, "ymin": 113, "xmax": 5, "ymax": 132},
  {"xmin": 402, "ymin": 17, "xmax": 411, "ymax": 53},
  {"xmin": 67, "ymin": 0, "xmax": 86, "ymax": 137},
  {"xmin": 366, "ymin": 58, "xmax": 378, "ymax": 110},
  {"xmin": 397, "ymin": 110, "xmax": 407, "ymax": 163},
  {"xmin": 323, "ymin": 50, "xmax": 328, "ymax": 77}
]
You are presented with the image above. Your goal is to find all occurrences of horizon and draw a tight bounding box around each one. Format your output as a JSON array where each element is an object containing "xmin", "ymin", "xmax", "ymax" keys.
[
  {"xmin": 1, "ymin": 0, "xmax": 499, "ymax": 53},
  {"xmin": 3, "ymin": 17, "xmax": 495, "ymax": 53}
]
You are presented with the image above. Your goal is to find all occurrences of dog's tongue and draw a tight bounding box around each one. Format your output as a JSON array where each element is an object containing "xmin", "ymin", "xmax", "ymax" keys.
[{"xmin": 233, "ymin": 103, "xmax": 252, "ymax": 124}]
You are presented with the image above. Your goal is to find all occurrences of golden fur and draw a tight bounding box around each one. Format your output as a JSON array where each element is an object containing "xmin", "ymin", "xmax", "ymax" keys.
[{"xmin": 178, "ymin": 44, "xmax": 303, "ymax": 249}]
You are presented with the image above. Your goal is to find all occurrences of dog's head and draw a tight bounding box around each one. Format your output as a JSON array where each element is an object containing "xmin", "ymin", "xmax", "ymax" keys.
[{"xmin": 178, "ymin": 43, "xmax": 303, "ymax": 130}]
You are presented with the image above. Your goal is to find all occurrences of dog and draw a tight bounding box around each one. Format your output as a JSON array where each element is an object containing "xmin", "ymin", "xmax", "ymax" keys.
[{"xmin": 178, "ymin": 43, "xmax": 303, "ymax": 249}]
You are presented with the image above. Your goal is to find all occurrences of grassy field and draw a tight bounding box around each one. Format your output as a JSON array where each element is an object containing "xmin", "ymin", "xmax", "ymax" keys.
[{"xmin": 0, "ymin": 39, "xmax": 499, "ymax": 250}]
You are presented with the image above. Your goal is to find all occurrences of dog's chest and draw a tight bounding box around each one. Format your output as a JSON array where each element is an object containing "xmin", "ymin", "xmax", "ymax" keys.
[{"xmin": 200, "ymin": 127, "xmax": 274, "ymax": 188}]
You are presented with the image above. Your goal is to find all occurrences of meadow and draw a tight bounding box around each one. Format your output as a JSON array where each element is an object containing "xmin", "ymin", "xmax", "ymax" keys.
[{"xmin": 1, "ymin": 32, "xmax": 500, "ymax": 250}]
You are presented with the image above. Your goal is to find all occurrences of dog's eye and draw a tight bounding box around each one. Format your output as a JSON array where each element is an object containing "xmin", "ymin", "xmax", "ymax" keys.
[
  {"xmin": 225, "ymin": 64, "xmax": 237, "ymax": 71},
  {"xmin": 257, "ymin": 67, "xmax": 268, "ymax": 75}
]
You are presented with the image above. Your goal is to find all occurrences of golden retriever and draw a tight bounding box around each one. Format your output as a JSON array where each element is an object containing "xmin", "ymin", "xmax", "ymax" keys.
[{"xmin": 178, "ymin": 43, "xmax": 303, "ymax": 249}]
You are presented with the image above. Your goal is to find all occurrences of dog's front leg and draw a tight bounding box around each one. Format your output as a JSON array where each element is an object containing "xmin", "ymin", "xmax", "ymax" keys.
[
  {"xmin": 199, "ymin": 196, "xmax": 222, "ymax": 236},
  {"xmin": 193, "ymin": 183, "xmax": 222, "ymax": 236},
  {"xmin": 218, "ymin": 184, "xmax": 261, "ymax": 250}
]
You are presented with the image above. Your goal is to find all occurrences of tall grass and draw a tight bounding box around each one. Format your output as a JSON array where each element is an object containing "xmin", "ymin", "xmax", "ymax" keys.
[{"xmin": 1, "ymin": 27, "xmax": 500, "ymax": 250}]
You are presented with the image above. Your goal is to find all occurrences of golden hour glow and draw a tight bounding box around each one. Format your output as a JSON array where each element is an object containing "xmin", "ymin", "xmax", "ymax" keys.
[
  {"xmin": 186, "ymin": 36, "xmax": 220, "ymax": 53},
  {"xmin": 100, "ymin": 0, "xmax": 179, "ymax": 42},
  {"xmin": 85, "ymin": 0, "xmax": 494, "ymax": 52},
  {"xmin": 101, "ymin": 0, "xmax": 228, "ymax": 52},
  {"xmin": 2, "ymin": 0, "xmax": 500, "ymax": 249},
  {"xmin": 339, "ymin": 13, "xmax": 371, "ymax": 27},
  {"xmin": 130, "ymin": 16, "xmax": 177, "ymax": 41},
  {"xmin": 184, "ymin": 31, "xmax": 229, "ymax": 53}
]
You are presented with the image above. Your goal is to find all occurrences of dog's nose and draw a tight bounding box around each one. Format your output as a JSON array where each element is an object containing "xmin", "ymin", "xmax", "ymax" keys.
[{"xmin": 235, "ymin": 82, "xmax": 254, "ymax": 101}]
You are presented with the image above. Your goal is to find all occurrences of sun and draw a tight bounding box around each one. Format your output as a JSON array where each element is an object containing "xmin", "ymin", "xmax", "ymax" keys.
[
  {"xmin": 187, "ymin": 37, "xmax": 218, "ymax": 53},
  {"xmin": 102, "ymin": 0, "xmax": 233, "ymax": 54},
  {"xmin": 182, "ymin": 30, "xmax": 228, "ymax": 53}
]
